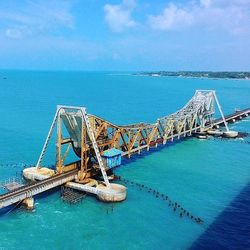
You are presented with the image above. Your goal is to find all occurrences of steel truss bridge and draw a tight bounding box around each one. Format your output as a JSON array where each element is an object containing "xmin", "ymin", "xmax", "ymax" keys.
[
  {"xmin": 1, "ymin": 89, "xmax": 250, "ymax": 210},
  {"xmin": 35, "ymin": 90, "xmax": 229, "ymax": 185}
]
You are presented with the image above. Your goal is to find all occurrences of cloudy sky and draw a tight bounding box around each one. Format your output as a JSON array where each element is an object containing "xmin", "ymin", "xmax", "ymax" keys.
[{"xmin": 0, "ymin": 0, "xmax": 250, "ymax": 71}]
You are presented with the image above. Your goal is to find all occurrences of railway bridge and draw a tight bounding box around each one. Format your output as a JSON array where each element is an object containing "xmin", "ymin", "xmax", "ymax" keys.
[{"xmin": 0, "ymin": 90, "xmax": 249, "ymax": 211}]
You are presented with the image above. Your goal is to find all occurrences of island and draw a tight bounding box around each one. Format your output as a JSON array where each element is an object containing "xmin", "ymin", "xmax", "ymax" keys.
[{"xmin": 136, "ymin": 71, "xmax": 250, "ymax": 80}]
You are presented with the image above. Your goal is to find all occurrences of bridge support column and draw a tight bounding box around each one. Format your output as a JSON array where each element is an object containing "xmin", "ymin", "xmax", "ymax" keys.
[
  {"xmin": 213, "ymin": 91, "xmax": 229, "ymax": 132},
  {"xmin": 22, "ymin": 197, "xmax": 34, "ymax": 210},
  {"xmin": 56, "ymin": 110, "xmax": 63, "ymax": 173},
  {"xmin": 163, "ymin": 134, "xmax": 167, "ymax": 144}
]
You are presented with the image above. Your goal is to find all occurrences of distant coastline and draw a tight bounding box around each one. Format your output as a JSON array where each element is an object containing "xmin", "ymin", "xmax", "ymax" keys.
[{"xmin": 135, "ymin": 71, "xmax": 250, "ymax": 80}]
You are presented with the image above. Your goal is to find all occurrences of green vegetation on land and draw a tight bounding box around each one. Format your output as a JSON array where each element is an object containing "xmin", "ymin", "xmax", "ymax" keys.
[{"xmin": 137, "ymin": 71, "xmax": 250, "ymax": 79}]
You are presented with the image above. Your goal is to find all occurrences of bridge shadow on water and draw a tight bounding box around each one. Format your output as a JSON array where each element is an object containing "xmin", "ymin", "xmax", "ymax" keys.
[
  {"xmin": 117, "ymin": 136, "xmax": 192, "ymax": 167},
  {"xmin": 190, "ymin": 182, "xmax": 250, "ymax": 250},
  {"xmin": 116, "ymin": 136, "xmax": 250, "ymax": 250}
]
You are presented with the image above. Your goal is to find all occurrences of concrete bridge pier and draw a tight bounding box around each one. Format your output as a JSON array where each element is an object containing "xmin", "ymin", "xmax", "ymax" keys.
[{"xmin": 22, "ymin": 197, "xmax": 34, "ymax": 210}]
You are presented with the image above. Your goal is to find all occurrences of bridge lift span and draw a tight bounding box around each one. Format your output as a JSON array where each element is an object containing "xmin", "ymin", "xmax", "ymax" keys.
[
  {"xmin": 1, "ymin": 90, "xmax": 247, "ymax": 210},
  {"xmin": 33, "ymin": 90, "xmax": 228, "ymax": 182}
]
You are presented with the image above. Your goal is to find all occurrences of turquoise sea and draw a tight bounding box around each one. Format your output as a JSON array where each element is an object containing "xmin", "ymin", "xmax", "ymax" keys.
[{"xmin": 0, "ymin": 71, "xmax": 249, "ymax": 249}]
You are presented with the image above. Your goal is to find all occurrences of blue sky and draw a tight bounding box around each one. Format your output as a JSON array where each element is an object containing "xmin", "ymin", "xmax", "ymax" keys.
[{"xmin": 0, "ymin": 0, "xmax": 250, "ymax": 71}]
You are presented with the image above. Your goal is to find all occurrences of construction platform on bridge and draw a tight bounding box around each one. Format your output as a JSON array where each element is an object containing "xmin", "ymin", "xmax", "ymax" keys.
[{"xmin": 0, "ymin": 90, "xmax": 249, "ymax": 212}]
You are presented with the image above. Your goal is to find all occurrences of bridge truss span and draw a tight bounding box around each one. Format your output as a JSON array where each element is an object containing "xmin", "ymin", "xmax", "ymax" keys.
[
  {"xmin": 1, "ymin": 90, "xmax": 249, "ymax": 211},
  {"xmin": 35, "ymin": 90, "xmax": 227, "ymax": 183}
]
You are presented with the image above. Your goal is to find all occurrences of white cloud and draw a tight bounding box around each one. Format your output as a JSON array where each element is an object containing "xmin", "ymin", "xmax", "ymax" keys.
[
  {"xmin": 148, "ymin": 0, "xmax": 250, "ymax": 34},
  {"xmin": 200, "ymin": 0, "xmax": 211, "ymax": 8},
  {"xmin": 149, "ymin": 3, "xmax": 194, "ymax": 31},
  {"xmin": 104, "ymin": 0, "xmax": 136, "ymax": 32},
  {"xmin": 0, "ymin": 0, "xmax": 74, "ymax": 39},
  {"xmin": 27, "ymin": 1, "xmax": 74, "ymax": 29},
  {"xmin": 5, "ymin": 28, "xmax": 23, "ymax": 39},
  {"xmin": 5, "ymin": 26, "xmax": 31, "ymax": 39}
]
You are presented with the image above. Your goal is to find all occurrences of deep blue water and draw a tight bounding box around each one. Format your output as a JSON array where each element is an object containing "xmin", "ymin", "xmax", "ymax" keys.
[
  {"xmin": 191, "ymin": 182, "xmax": 250, "ymax": 250},
  {"xmin": 0, "ymin": 71, "xmax": 249, "ymax": 249}
]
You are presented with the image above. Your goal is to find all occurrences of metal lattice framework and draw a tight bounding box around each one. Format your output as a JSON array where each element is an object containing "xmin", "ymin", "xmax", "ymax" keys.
[{"xmin": 36, "ymin": 90, "xmax": 227, "ymax": 183}]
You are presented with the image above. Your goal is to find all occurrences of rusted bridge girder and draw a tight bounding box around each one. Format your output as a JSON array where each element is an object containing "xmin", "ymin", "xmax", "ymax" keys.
[
  {"xmin": 34, "ymin": 90, "xmax": 218, "ymax": 181},
  {"xmin": 1, "ymin": 90, "xmax": 249, "ymax": 211}
]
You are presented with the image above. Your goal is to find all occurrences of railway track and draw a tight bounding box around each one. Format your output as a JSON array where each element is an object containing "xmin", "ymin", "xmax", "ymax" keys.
[
  {"xmin": 0, "ymin": 169, "xmax": 78, "ymax": 209},
  {"xmin": 213, "ymin": 108, "xmax": 250, "ymax": 126},
  {"xmin": 0, "ymin": 89, "xmax": 249, "ymax": 212}
]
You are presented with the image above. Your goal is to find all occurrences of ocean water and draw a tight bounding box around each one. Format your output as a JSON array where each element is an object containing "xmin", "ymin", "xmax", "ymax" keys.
[{"xmin": 0, "ymin": 71, "xmax": 249, "ymax": 250}]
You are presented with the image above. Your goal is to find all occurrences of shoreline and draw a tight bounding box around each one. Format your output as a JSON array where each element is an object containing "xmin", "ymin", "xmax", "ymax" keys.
[{"xmin": 133, "ymin": 73, "xmax": 250, "ymax": 81}]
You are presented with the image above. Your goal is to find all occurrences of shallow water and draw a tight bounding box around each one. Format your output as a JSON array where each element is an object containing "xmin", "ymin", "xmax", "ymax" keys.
[{"xmin": 0, "ymin": 71, "xmax": 249, "ymax": 249}]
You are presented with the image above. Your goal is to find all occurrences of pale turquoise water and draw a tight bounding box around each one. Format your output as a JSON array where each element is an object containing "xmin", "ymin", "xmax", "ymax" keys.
[{"xmin": 0, "ymin": 71, "xmax": 249, "ymax": 249}]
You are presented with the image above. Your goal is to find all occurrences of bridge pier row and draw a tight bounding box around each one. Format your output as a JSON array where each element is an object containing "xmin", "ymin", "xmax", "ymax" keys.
[
  {"xmin": 1, "ymin": 93, "xmax": 248, "ymax": 213},
  {"xmin": 228, "ymin": 118, "xmax": 236, "ymax": 123}
]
